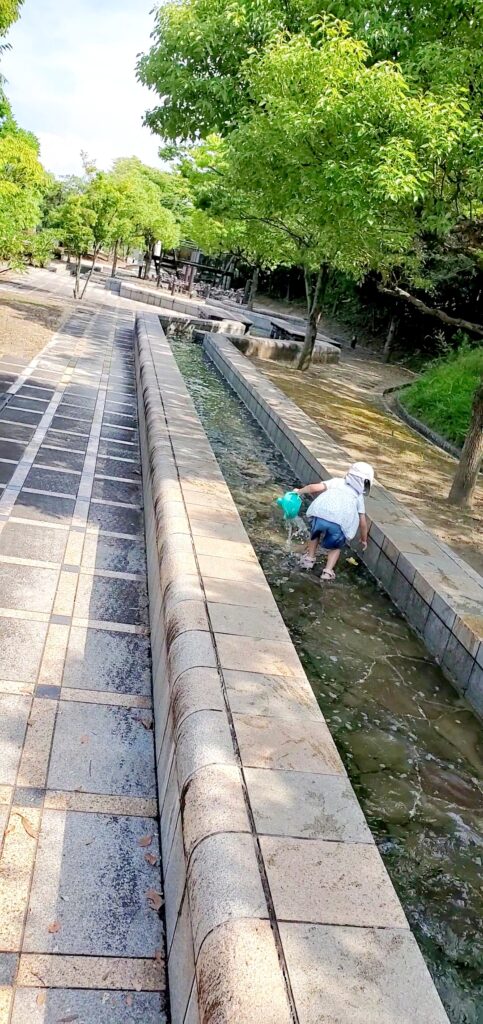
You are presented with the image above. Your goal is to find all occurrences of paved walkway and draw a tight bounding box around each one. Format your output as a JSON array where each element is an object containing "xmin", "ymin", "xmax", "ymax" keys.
[
  {"xmin": 0, "ymin": 298, "xmax": 167, "ymax": 1020},
  {"xmin": 257, "ymin": 354, "xmax": 483, "ymax": 576}
]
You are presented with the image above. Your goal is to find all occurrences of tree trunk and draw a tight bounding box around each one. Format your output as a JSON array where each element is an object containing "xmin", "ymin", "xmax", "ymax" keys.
[
  {"xmin": 377, "ymin": 284, "xmax": 483, "ymax": 339},
  {"xmin": 383, "ymin": 315, "xmax": 398, "ymax": 363},
  {"xmin": 448, "ymin": 380, "xmax": 483, "ymax": 508},
  {"xmin": 144, "ymin": 248, "xmax": 153, "ymax": 281},
  {"xmin": 243, "ymin": 278, "xmax": 251, "ymax": 304},
  {"xmin": 73, "ymin": 255, "xmax": 81, "ymax": 299},
  {"xmin": 297, "ymin": 265, "xmax": 328, "ymax": 371},
  {"xmin": 80, "ymin": 245, "xmax": 99, "ymax": 300},
  {"xmin": 111, "ymin": 240, "xmax": 119, "ymax": 278},
  {"xmin": 304, "ymin": 267, "xmax": 313, "ymax": 317},
  {"xmin": 246, "ymin": 266, "xmax": 259, "ymax": 311}
]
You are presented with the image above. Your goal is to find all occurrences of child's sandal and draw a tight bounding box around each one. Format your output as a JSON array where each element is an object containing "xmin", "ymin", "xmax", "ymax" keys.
[
  {"xmin": 299, "ymin": 554, "xmax": 316, "ymax": 569},
  {"xmin": 321, "ymin": 569, "xmax": 336, "ymax": 582}
]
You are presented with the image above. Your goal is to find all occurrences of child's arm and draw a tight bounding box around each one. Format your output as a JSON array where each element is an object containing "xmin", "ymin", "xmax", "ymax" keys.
[
  {"xmin": 359, "ymin": 513, "xmax": 368, "ymax": 550},
  {"xmin": 294, "ymin": 482, "xmax": 327, "ymax": 496}
]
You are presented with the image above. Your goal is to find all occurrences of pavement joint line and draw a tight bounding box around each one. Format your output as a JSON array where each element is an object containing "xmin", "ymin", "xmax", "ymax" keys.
[
  {"xmin": 90, "ymin": 497, "xmax": 143, "ymax": 510},
  {"xmin": 78, "ymin": 567, "xmax": 145, "ymax": 582},
  {"xmin": 21, "ymin": 487, "xmax": 77, "ymax": 501},
  {"xmin": 59, "ymin": 687, "xmax": 152, "ymax": 709},
  {"xmin": 85, "ymin": 527, "xmax": 144, "ymax": 541},
  {"xmin": 71, "ymin": 616, "xmax": 149, "ymax": 635},
  {"xmin": 7, "ymin": 516, "xmax": 71, "ymax": 531},
  {"xmin": 0, "ymin": 555, "xmax": 61, "ymax": 571},
  {"xmin": 0, "ymin": 607, "xmax": 50, "ymax": 622},
  {"xmin": 16, "ymin": 953, "xmax": 165, "ymax": 990}
]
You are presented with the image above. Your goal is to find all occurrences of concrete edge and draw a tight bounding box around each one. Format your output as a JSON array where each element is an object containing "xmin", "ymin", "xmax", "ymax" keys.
[
  {"xmin": 134, "ymin": 310, "xmax": 450, "ymax": 1024},
  {"xmin": 202, "ymin": 332, "xmax": 483, "ymax": 721}
]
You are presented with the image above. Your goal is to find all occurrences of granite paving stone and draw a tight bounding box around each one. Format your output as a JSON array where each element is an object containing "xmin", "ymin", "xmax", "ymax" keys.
[
  {"xmin": 92, "ymin": 476, "xmax": 143, "ymax": 505},
  {"xmin": 0, "ymin": 563, "xmax": 59, "ymax": 614},
  {"xmin": 96, "ymin": 455, "xmax": 142, "ymax": 479},
  {"xmin": 23, "ymin": 810, "xmax": 162, "ymax": 955},
  {"xmin": 0, "ymin": 694, "xmax": 31, "ymax": 784},
  {"xmin": 48, "ymin": 701, "xmax": 156, "ymax": 796},
  {"xmin": 279, "ymin": 923, "xmax": 449, "ymax": 1024},
  {"xmin": 81, "ymin": 533, "xmax": 146, "ymax": 574},
  {"xmin": 74, "ymin": 575, "xmax": 149, "ymax": 625},
  {"xmin": 11, "ymin": 990, "xmax": 167, "ymax": 1024},
  {"xmin": 245, "ymin": 768, "xmax": 373, "ymax": 842},
  {"xmin": 62, "ymin": 625, "xmax": 152, "ymax": 694},
  {"xmin": 34, "ymin": 446, "xmax": 85, "ymax": 472},
  {"xmin": 0, "ymin": 521, "xmax": 68, "ymax": 563},
  {"xmin": 87, "ymin": 501, "xmax": 144, "ymax": 535},
  {"xmin": 12, "ymin": 490, "xmax": 76, "ymax": 524},
  {"xmin": 0, "ymin": 616, "xmax": 48, "ymax": 682}
]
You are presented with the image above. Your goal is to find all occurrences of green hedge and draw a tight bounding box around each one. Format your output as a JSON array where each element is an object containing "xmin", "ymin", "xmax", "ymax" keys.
[{"xmin": 400, "ymin": 347, "xmax": 483, "ymax": 448}]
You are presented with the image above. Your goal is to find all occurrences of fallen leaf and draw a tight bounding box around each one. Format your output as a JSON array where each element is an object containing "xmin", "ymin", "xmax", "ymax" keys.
[
  {"xmin": 346, "ymin": 556, "xmax": 358, "ymax": 567},
  {"xmin": 125, "ymin": 994, "xmax": 133, "ymax": 1007},
  {"xmin": 36, "ymin": 992, "xmax": 46, "ymax": 1007},
  {"xmin": 48, "ymin": 920, "xmax": 61, "ymax": 934},
  {"xmin": 144, "ymin": 852, "xmax": 158, "ymax": 866},
  {"xmin": 21, "ymin": 815, "xmax": 38, "ymax": 840},
  {"xmin": 138, "ymin": 834, "xmax": 153, "ymax": 848},
  {"xmin": 56, "ymin": 1016, "xmax": 79, "ymax": 1023},
  {"xmin": 140, "ymin": 716, "xmax": 153, "ymax": 730},
  {"xmin": 80, "ymin": 735, "xmax": 89, "ymax": 745},
  {"xmin": 154, "ymin": 948, "xmax": 163, "ymax": 963},
  {"xmin": 146, "ymin": 889, "xmax": 163, "ymax": 911}
]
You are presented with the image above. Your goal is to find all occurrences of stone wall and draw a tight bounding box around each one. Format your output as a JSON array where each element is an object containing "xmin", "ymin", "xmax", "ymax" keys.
[
  {"xmin": 203, "ymin": 332, "xmax": 483, "ymax": 720},
  {"xmin": 135, "ymin": 311, "xmax": 449, "ymax": 1024}
]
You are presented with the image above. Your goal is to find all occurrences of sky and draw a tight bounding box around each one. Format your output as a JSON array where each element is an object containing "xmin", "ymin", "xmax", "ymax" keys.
[{"xmin": 2, "ymin": 0, "xmax": 163, "ymax": 176}]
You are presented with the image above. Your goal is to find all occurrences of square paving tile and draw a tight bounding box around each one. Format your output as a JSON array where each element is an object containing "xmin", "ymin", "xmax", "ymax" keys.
[
  {"xmin": 92, "ymin": 478, "xmax": 142, "ymax": 505},
  {"xmin": 43, "ymin": 429, "xmax": 88, "ymax": 451},
  {"xmin": 13, "ymin": 491, "xmax": 75, "ymax": 524},
  {"xmin": 23, "ymin": 810, "xmax": 163, "ymax": 956},
  {"xmin": 24, "ymin": 466, "xmax": 80, "ymax": 496},
  {"xmin": 262, "ymin": 837, "xmax": 406, "ymax": 928},
  {"xmin": 101, "ymin": 425, "xmax": 139, "ymax": 444},
  {"xmin": 279, "ymin": 923, "xmax": 449, "ymax": 1024},
  {"xmin": 48, "ymin": 702, "xmax": 156, "ymax": 796},
  {"xmin": 11, "ymin": 990, "xmax": 167, "ymax": 1024},
  {"xmin": 97, "ymin": 438, "xmax": 139, "ymax": 460},
  {"xmin": 0, "ymin": 522, "xmax": 69, "ymax": 564},
  {"xmin": 95, "ymin": 456, "xmax": 141, "ymax": 480},
  {"xmin": 0, "ymin": 460, "xmax": 15, "ymax": 485},
  {"xmin": 245, "ymin": 769, "xmax": 372, "ymax": 843},
  {"xmin": 51, "ymin": 415, "xmax": 91, "ymax": 434},
  {"xmin": 11, "ymin": 397, "xmax": 49, "ymax": 414},
  {"xmin": 35, "ymin": 446, "xmax": 85, "ymax": 473},
  {"xmin": 0, "ymin": 562, "xmax": 59, "ymax": 613},
  {"xmin": 18, "ymin": 385, "xmax": 54, "ymax": 401},
  {"xmin": 0, "ymin": 616, "xmax": 48, "ymax": 682},
  {"xmin": 88, "ymin": 502, "xmax": 144, "ymax": 537},
  {"xmin": 81, "ymin": 534, "xmax": 146, "ymax": 574},
  {"xmin": 1, "ymin": 407, "xmax": 42, "ymax": 426},
  {"xmin": 63, "ymin": 627, "xmax": 151, "ymax": 695},
  {"xmin": 74, "ymin": 575, "xmax": 148, "ymax": 625},
  {"xmin": 0, "ymin": 421, "xmax": 35, "ymax": 443},
  {"xmin": 0, "ymin": 440, "xmax": 26, "ymax": 463},
  {"xmin": 0, "ymin": 694, "xmax": 31, "ymax": 784}
]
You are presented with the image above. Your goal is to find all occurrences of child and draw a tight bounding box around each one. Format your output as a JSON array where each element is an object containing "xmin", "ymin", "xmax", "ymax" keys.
[{"xmin": 294, "ymin": 461, "xmax": 374, "ymax": 581}]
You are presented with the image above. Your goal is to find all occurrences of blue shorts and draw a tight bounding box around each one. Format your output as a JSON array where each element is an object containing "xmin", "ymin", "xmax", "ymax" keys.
[{"xmin": 309, "ymin": 517, "xmax": 346, "ymax": 550}]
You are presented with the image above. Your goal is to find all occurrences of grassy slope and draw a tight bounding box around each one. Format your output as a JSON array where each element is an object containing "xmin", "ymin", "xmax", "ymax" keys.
[{"xmin": 400, "ymin": 347, "xmax": 483, "ymax": 448}]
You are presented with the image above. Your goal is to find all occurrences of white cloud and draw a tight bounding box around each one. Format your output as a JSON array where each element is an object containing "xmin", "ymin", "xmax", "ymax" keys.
[{"xmin": 2, "ymin": 0, "xmax": 163, "ymax": 175}]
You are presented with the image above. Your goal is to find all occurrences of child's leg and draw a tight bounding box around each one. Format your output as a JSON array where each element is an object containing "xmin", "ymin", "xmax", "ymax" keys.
[
  {"xmin": 325, "ymin": 548, "xmax": 341, "ymax": 573},
  {"xmin": 306, "ymin": 537, "xmax": 319, "ymax": 559}
]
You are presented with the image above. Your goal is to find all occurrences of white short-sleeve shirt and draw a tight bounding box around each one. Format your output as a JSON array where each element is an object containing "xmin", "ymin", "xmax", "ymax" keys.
[{"xmin": 306, "ymin": 478, "xmax": 365, "ymax": 540}]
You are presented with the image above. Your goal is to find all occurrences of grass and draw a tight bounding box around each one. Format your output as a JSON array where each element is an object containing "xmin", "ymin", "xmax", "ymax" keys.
[{"xmin": 400, "ymin": 346, "xmax": 483, "ymax": 448}]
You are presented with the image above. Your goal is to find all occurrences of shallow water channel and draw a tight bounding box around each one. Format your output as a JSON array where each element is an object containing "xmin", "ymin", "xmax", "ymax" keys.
[{"xmin": 170, "ymin": 334, "xmax": 483, "ymax": 1023}]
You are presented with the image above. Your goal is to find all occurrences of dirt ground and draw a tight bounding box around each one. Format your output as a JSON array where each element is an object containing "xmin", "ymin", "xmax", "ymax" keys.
[
  {"xmin": 256, "ymin": 352, "xmax": 483, "ymax": 576},
  {"xmin": 0, "ymin": 284, "xmax": 71, "ymax": 362}
]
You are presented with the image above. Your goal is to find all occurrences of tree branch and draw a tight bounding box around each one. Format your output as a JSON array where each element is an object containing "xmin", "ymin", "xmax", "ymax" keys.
[{"xmin": 377, "ymin": 283, "xmax": 483, "ymax": 339}]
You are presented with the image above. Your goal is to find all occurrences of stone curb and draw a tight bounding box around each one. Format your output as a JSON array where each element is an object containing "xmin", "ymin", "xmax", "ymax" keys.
[
  {"xmin": 134, "ymin": 311, "xmax": 449, "ymax": 1024},
  {"xmin": 383, "ymin": 383, "xmax": 463, "ymax": 460},
  {"xmin": 203, "ymin": 332, "xmax": 483, "ymax": 722}
]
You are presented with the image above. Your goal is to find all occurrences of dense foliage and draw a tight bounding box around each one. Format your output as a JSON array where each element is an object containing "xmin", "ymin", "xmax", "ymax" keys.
[{"xmin": 401, "ymin": 346, "xmax": 483, "ymax": 447}]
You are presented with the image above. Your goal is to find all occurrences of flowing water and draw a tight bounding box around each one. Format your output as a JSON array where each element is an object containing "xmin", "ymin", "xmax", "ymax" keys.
[{"xmin": 170, "ymin": 334, "xmax": 483, "ymax": 1024}]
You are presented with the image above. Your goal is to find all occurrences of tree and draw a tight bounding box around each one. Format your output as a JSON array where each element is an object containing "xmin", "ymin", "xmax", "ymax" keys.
[
  {"xmin": 0, "ymin": 122, "xmax": 50, "ymax": 269},
  {"xmin": 213, "ymin": 21, "xmax": 473, "ymax": 367},
  {"xmin": 111, "ymin": 159, "xmax": 183, "ymax": 279},
  {"xmin": 0, "ymin": 0, "xmax": 23, "ymax": 37},
  {"xmin": 51, "ymin": 192, "xmax": 94, "ymax": 297},
  {"xmin": 448, "ymin": 379, "xmax": 483, "ymax": 508}
]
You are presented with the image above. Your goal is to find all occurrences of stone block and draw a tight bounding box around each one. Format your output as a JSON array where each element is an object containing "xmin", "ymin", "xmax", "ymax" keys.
[
  {"xmin": 165, "ymin": 816, "xmax": 187, "ymax": 950},
  {"xmin": 280, "ymin": 923, "xmax": 449, "ymax": 1024},
  {"xmin": 187, "ymin": 833, "xmax": 268, "ymax": 956},
  {"xmin": 176, "ymin": 709, "xmax": 236, "ymax": 790},
  {"xmin": 168, "ymin": 890, "xmax": 196, "ymax": 1024},
  {"xmin": 442, "ymin": 634, "xmax": 475, "ymax": 691},
  {"xmin": 183, "ymin": 763, "xmax": 250, "ymax": 860},
  {"xmin": 224, "ymin": 668, "xmax": 319, "ymax": 720},
  {"xmin": 234, "ymin": 714, "xmax": 344, "ymax": 775},
  {"xmin": 261, "ymin": 837, "xmax": 406, "ymax": 928},
  {"xmin": 465, "ymin": 660, "xmax": 483, "ymax": 719},
  {"xmin": 423, "ymin": 609, "xmax": 450, "ymax": 663},
  {"xmin": 168, "ymin": 631, "xmax": 217, "ymax": 684},
  {"xmin": 172, "ymin": 667, "xmax": 225, "ymax": 731},
  {"xmin": 196, "ymin": 920, "xmax": 292, "ymax": 1024},
  {"xmin": 245, "ymin": 768, "xmax": 372, "ymax": 843},
  {"xmin": 217, "ymin": 634, "xmax": 304, "ymax": 678},
  {"xmin": 209, "ymin": 603, "xmax": 289, "ymax": 641}
]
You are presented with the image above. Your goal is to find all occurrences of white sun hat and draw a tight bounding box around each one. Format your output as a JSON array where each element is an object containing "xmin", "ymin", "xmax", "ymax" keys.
[{"xmin": 346, "ymin": 461, "xmax": 375, "ymax": 494}]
